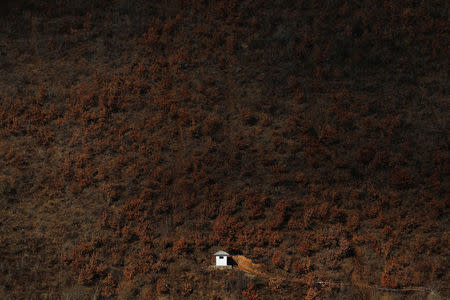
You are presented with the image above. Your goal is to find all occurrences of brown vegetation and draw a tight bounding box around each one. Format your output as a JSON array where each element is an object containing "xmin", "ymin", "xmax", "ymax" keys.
[{"xmin": 0, "ymin": 0, "xmax": 448, "ymax": 299}]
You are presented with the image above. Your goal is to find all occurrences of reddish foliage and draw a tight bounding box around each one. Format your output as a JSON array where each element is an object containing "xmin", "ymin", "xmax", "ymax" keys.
[
  {"xmin": 0, "ymin": 0, "xmax": 447, "ymax": 299},
  {"xmin": 241, "ymin": 283, "xmax": 260, "ymax": 300},
  {"xmin": 272, "ymin": 250, "xmax": 284, "ymax": 268},
  {"xmin": 173, "ymin": 236, "xmax": 189, "ymax": 254},
  {"xmin": 156, "ymin": 279, "xmax": 169, "ymax": 294}
]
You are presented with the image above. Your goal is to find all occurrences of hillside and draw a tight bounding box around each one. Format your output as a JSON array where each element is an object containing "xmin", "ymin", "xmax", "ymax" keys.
[{"xmin": 0, "ymin": 0, "xmax": 448, "ymax": 299}]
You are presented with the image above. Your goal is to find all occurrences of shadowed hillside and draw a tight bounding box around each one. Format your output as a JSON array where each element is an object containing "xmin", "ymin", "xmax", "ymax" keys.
[{"xmin": 0, "ymin": 0, "xmax": 448, "ymax": 299}]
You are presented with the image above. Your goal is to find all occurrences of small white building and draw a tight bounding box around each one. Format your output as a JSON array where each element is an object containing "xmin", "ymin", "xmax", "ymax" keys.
[{"xmin": 214, "ymin": 250, "xmax": 230, "ymax": 266}]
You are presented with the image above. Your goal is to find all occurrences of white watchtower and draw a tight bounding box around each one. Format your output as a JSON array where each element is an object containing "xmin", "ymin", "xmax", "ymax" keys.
[{"xmin": 214, "ymin": 250, "xmax": 230, "ymax": 266}]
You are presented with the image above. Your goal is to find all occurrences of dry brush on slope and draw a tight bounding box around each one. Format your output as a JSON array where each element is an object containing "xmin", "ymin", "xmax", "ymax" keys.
[{"xmin": 0, "ymin": 0, "xmax": 448, "ymax": 299}]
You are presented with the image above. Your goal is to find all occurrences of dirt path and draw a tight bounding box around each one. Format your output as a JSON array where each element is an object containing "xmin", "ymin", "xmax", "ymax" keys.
[
  {"xmin": 232, "ymin": 255, "xmax": 271, "ymax": 279},
  {"xmin": 232, "ymin": 255, "xmax": 305, "ymax": 284},
  {"xmin": 231, "ymin": 255, "xmax": 443, "ymax": 298}
]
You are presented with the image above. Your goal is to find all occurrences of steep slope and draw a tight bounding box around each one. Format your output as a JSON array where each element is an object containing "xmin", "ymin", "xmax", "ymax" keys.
[{"xmin": 0, "ymin": 0, "xmax": 448, "ymax": 299}]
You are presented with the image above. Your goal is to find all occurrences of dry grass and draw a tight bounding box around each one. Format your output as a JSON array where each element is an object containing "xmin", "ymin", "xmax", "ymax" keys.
[{"xmin": 0, "ymin": 0, "xmax": 448, "ymax": 299}]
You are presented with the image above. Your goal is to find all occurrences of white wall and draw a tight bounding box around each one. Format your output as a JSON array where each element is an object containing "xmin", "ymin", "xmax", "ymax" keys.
[{"xmin": 216, "ymin": 256, "xmax": 228, "ymax": 266}]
